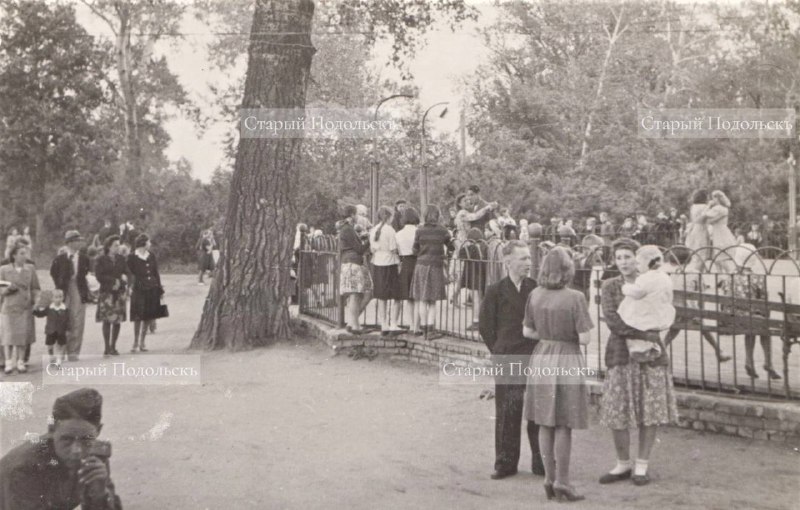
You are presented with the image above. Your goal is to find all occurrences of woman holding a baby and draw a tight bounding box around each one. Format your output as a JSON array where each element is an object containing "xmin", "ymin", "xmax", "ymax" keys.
[{"xmin": 598, "ymin": 238, "xmax": 679, "ymax": 487}]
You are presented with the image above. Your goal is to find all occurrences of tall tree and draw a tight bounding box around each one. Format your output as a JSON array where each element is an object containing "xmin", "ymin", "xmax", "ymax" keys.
[
  {"xmin": 191, "ymin": 0, "xmax": 317, "ymax": 349},
  {"xmin": 80, "ymin": 0, "xmax": 186, "ymax": 183},
  {"xmin": 0, "ymin": 0, "xmax": 113, "ymax": 247}
]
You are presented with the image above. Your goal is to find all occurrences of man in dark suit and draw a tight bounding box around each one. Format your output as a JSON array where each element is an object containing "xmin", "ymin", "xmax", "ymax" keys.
[
  {"xmin": 479, "ymin": 240, "xmax": 544, "ymax": 479},
  {"xmin": 50, "ymin": 231, "xmax": 90, "ymax": 361}
]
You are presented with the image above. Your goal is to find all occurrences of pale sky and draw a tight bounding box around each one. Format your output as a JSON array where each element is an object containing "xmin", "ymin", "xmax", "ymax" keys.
[{"xmin": 71, "ymin": 0, "xmax": 754, "ymax": 182}]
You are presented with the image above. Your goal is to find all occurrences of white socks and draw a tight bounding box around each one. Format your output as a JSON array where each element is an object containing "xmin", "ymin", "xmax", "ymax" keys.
[
  {"xmin": 634, "ymin": 459, "xmax": 649, "ymax": 476},
  {"xmin": 609, "ymin": 459, "xmax": 632, "ymax": 475}
]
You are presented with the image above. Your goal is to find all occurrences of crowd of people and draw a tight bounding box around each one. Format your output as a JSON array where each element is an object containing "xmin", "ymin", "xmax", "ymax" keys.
[
  {"xmin": 0, "ymin": 224, "xmax": 167, "ymax": 375},
  {"xmin": 295, "ymin": 183, "xmax": 789, "ymax": 336}
]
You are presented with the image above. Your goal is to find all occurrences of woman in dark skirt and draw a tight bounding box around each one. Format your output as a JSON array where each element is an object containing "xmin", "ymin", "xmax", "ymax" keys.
[
  {"xmin": 127, "ymin": 234, "xmax": 164, "ymax": 352},
  {"xmin": 459, "ymin": 228, "xmax": 487, "ymax": 331},
  {"xmin": 523, "ymin": 246, "xmax": 593, "ymax": 502},
  {"xmin": 411, "ymin": 204, "xmax": 454, "ymax": 338},
  {"xmin": 370, "ymin": 206, "xmax": 402, "ymax": 335},
  {"xmin": 396, "ymin": 207, "xmax": 420, "ymax": 333},
  {"xmin": 94, "ymin": 235, "xmax": 129, "ymax": 356}
]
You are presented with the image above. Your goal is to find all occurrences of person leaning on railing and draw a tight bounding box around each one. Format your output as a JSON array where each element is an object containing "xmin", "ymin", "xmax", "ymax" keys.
[
  {"xmin": 338, "ymin": 205, "xmax": 372, "ymax": 335},
  {"xmin": 410, "ymin": 205, "xmax": 454, "ymax": 339}
]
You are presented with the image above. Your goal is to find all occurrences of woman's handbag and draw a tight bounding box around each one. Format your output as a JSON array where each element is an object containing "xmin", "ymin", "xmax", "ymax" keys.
[{"xmin": 155, "ymin": 296, "xmax": 169, "ymax": 319}]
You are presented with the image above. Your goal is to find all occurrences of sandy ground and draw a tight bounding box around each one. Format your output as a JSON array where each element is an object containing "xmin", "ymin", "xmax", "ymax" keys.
[{"xmin": 1, "ymin": 273, "xmax": 799, "ymax": 509}]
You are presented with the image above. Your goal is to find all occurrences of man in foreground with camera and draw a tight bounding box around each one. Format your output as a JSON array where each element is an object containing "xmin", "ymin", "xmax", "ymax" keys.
[{"xmin": 0, "ymin": 388, "xmax": 122, "ymax": 509}]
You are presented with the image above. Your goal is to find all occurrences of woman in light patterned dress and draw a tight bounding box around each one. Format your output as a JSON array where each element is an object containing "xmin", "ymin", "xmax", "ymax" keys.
[{"xmin": 598, "ymin": 238, "xmax": 678, "ymax": 487}]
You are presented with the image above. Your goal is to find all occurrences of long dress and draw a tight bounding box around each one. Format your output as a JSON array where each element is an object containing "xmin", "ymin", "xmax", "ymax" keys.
[
  {"xmin": 683, "ymin": 204, "xmax": 710, "ymax": 273},
  {"xmin": 523, "ymin": 287, "xmax": 593, "ymax": 429},
  {"xmin": 704, "ymin": 204, "xmax": 738, "ymax": 272}
]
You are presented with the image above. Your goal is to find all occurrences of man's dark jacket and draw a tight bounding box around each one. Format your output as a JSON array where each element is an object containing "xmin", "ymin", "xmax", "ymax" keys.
[
  {"xmin": 49, "ymin": 249, "xmax": 91, "ymax": 304},
  {"xmin": 479, "ymin": 276, "xmax": 538, "ymax": 355}
]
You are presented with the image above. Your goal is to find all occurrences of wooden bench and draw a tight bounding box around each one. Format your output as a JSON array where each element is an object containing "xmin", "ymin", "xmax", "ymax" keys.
[{"xmin": 672, "ymin": 289, "xmax": 800, "ymax": 339}]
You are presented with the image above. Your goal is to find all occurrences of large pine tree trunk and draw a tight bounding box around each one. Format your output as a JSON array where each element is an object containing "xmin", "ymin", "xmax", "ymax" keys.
[{"xmin": 191, "ymin": 0, "xmax": 316, "ymax": 350}]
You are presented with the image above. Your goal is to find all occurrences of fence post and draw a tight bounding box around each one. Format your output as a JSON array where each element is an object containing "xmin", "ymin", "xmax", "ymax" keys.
[
  {"xmin": 336, "ymin": 239, "xmax": 345, "ymax": 328},
  {"xmin": 297, "ymin": 250, "xmax": 304, "ymax": 313}
]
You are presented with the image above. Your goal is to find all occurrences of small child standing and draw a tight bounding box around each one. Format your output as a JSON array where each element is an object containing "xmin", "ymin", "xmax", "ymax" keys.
[
  {"xmin": 33, "ymin": 289, "xmax": 70, "ymax": 367},
  {"xmin": 617, "ymin": 245, "xmax": 676, "ymax": 362}
]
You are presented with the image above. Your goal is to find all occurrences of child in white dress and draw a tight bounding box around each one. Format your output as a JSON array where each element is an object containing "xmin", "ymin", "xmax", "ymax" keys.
[{"xmin": 618, "ymin": 245, "xmax": 676, "ymax": 362}]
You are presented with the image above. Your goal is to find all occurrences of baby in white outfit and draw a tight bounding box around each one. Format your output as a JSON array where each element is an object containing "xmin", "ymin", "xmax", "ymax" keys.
[{"xmin": 618, "ymin": 245, "xmax": 676, "ymax": 362}]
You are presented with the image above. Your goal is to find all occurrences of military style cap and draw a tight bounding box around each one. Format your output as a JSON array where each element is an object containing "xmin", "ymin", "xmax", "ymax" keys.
[{"xmin": 52, "ymin": 388, "xmax": 102, "ymax": 427}]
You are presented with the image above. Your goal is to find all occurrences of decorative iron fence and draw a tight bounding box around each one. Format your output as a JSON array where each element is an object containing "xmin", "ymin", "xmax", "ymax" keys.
[{"xmin": 298, "ymin": 235, "xmax": 800, "ymax": 400}]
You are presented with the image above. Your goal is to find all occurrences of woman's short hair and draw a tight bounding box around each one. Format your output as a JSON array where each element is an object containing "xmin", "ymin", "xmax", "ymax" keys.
[
  {"xmin": 455, "ymin": 194, "xmax": 467, "ymax": 210},
  {"xmin": 611, "ymin": 237, "xmax": 640, "ymax": 256},
  {"xmin": 342, "ymin": 204, "xmax": 357, "ymax": 219},
  {"xmin": 103, "ymin": 235, "xmax": 121, "ymax": 255},
  {"xmin": 538, "ymin": 246, "xmax": 575, "ymax": 289},
  {"xmin": 711, "ymin": 190, "xmax": 731, "ymax": 208},
  {"xmin": 134, "ymin": 234, "xmax": 149, "ymax": 249},
  {"xmin": 424, "ymin": 205, "xmax": 441, "ymax": 225},
  {"xmin": 402, "ymin": 206, "xmax": 420, "ymax": 226},
  {"xmin": 7, "ymin": 244, "xmax": 25, "ymax": 263},
  {"xmin": 691, "ymin": 189, "xmax": 708, "ymax": 205}
]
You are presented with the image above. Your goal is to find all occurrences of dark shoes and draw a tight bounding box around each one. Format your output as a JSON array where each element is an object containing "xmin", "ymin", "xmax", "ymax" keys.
[
  {"xmin": 600, "ymin": 469, "xmax": 649, "ymax": 486},
  {"xmin": 745, "ymin": 365, "xmax": 781, "ymax": 380},
  {"xmin": 490, "ymin": 468, "xmax": 517, "ymax": 480},
  {"xmin": 599, "ymin": 469, "xmax": 631, "ymax": 484},
  {"xmin": 552, "ymin": 482, "xmax": 585, "ymax": 502}
]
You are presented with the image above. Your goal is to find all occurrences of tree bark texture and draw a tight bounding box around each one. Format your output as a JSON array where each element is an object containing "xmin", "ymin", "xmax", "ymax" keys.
[
  {"xmin": 114, "ymin": 4, "xmax": 142, "ymax": 183},
  {"xmin": 191, "ymin": 0, "xmax": 316, "ymax": 350}
]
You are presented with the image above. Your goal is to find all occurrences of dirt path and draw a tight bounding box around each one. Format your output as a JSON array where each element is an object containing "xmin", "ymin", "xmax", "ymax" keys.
[{"xmin": 1, "ymin": 274, "xmax": 798, "ymax": 509}]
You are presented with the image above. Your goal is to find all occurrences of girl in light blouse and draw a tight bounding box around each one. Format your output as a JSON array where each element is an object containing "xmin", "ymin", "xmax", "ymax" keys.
[{"xmin": 369, "ymin": 206, "xmax": 402, "ymax": 335}]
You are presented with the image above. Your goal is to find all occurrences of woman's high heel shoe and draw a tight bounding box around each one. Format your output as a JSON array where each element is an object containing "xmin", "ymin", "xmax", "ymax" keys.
[
  {"xmin": 543, "ymin": 482, "xmax": 555, "ymax": 500},
  {"xmin": 764, "ymin": 366, "xmax": 781, "ymax": 380},
  {"xmin": 552, "ymin": 482, "xmax": 585, "ymax": 502},
  {"xmin": 745, "ymin": 364, "xmax": 758, "ymax": 379}
]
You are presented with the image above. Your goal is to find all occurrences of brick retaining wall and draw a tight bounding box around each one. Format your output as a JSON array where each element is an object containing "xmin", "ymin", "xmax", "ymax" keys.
[{"xmin": 295, "ymin": 315, "xmax": 800, "ymax": 446}]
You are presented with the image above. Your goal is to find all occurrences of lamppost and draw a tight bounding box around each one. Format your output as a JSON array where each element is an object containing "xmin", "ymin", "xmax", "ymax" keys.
[
  {"xmin": 370, "ymin": 94, "xmax": 415, "ymax": 223},
  {"xmin": 789, "ymin": 151, "xmax": 797, "ymax": 252},
  {"xmin": 420, "ymin": 102, "xmax": 449, "ymax": 215}
]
